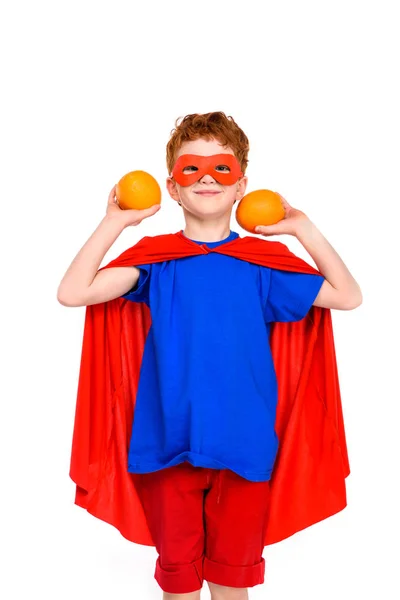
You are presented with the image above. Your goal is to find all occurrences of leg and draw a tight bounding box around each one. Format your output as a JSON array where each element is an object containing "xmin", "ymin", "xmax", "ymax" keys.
[
  {"xmin": 163, "ymin": 592, "xmax": 201, "ymax": 600},
  {"xmin": 135, "ymin": 463, "xmax": 207, "ymax": 594},
  {"xmin": 203, "ymin": 470, "xmax": 270, "ymax": 592},
  {"xmin": 207, "ymin": 582, "xmax": 248, "ymax": 600}
]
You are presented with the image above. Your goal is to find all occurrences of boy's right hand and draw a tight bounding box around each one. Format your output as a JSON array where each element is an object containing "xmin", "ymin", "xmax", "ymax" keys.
[{"xmin": 106, "ymin": 185, "xmax": 161, "ymax": 227}]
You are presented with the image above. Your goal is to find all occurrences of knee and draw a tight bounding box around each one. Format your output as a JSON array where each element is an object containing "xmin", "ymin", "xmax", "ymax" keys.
[
  {"xmin": 163, "ymin": 592, "xmax": 201, "ymax": 600},
  {"xmin": 207, "ymin": 582, "xmax": 248, "ymax": 600}
]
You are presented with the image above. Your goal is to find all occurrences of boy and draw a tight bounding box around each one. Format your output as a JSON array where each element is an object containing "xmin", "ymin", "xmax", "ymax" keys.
[{"xmin": 57, "ymin": 112, "xmax": 362, "ymax": 600}]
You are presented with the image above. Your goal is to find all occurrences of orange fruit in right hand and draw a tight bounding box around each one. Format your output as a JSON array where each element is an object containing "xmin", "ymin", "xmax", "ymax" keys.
[
  {"xmin": 235, "ymin": 189, "xmax": 285, "ymax": 233},
  {"xmin": 116, "ymin": 170, "xmax": 161, "ymax": 210}
]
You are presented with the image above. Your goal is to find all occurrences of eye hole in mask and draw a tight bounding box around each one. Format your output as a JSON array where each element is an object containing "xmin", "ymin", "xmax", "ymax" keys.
[{"xmin": 182, "ymin": 164, "xmax": 231, "ymax": 174}]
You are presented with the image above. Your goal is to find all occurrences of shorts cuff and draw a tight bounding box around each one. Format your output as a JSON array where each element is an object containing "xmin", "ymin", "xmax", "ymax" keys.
[
  {"xmin": 154, "ymin": 555, "xmax": 204, "ymax": 593},
  {"xmin": 203, "ymin": 555, "xmax": 265, "ymax": 588}
]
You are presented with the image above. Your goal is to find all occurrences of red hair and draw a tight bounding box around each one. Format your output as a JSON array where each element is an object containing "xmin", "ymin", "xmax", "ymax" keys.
[{"xmin": 166, "ymin": 112, "xmax": 249, "ymax": 175}]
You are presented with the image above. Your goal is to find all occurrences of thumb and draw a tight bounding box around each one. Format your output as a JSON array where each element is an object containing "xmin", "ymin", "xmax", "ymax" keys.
[
  {"xmin": 255, "ymin": 224, "xmax": 280, "ymax": 235},
  {"xmin": 141, "ymin": 204, "xmax": 161, "ymax": 215}
]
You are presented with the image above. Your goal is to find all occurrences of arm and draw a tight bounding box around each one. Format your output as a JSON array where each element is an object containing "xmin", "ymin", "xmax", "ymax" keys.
[
  {"xmin": 57, "ymin": 222, "xmax": 140, "ymax": 305},
  {"xmin": 294, "ymin": 220, "xmax": 362, "ymax": 310},
  {"xmin": 255, "ymin": 193, "xmax": 362, "ymax": 311},
  {"xmin": 57, "ymin": 185, "xmax": 160, "ymax": 307}
]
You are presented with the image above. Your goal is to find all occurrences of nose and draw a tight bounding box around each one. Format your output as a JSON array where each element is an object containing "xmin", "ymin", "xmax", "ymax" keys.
[{"xmin": 199, "ymin": 172, "xmax": 216, "ymax": 184}]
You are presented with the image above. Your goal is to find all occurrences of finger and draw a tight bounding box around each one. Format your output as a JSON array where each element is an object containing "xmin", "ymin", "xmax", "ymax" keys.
[
  {"xmin": 108, "ymin": 185, "xmax": 117, "ymax": 204},
  {"xmin": 128, "ymin": 204, "xmax": 161, "ymax": 217},
  {"xmin": 143, "ymin": 204, "xmax": 161, "ymax": 215},
  {"xmin": 276, "ymin": 193, "xmax": 291, "ymax": 209},
  {"xmin": 132, "ymin": 208, "xmax": 159, "ymax": 226},
  {"xmin": 255, "ymin": 225, "xmax": 280, "ymax": 235}
]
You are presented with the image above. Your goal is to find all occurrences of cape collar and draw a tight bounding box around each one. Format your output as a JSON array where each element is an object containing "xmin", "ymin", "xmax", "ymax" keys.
[{"xmin": 175, "ymin": 229, "xmax": 241, "ymax": 253}]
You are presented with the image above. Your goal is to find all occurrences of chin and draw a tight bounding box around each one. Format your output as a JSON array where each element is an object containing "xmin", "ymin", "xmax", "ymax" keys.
[{"xmin": 190, "ymin": 198, "xmax": 234, "ymax": 209}]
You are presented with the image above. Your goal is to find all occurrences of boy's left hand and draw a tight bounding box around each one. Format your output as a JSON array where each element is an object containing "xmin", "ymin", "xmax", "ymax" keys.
[{"xmin": 255, "ymin": 193, "xmax": 310, "ymax": 237}]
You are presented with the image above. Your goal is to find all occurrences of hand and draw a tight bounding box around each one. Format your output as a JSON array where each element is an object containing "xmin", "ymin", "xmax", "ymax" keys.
[
  {"xmin": 106, "ymin": 185, "xmax": 161, "ymax": 227},
  {"xmin": 255, "ymin": 192, "xmax": 310, "ymax": 237}
]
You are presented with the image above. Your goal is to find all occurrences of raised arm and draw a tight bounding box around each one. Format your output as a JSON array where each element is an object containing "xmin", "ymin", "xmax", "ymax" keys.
[
  {"xmin": 255, "ymin": 193, "xmax": 362, "ymax": 310},
  {"xmin": 57, "ymin": 185, "xmax": 160, "ymax": 307}
]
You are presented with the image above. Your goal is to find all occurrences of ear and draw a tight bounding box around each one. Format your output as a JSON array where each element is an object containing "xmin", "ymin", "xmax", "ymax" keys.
[
  {"xmin": 235, "ymin": 176, "xmax": 248, "ymax": 202},
  {"xmin": 166, "ymin": 176, "xmax": 181, "ymax": 202}
]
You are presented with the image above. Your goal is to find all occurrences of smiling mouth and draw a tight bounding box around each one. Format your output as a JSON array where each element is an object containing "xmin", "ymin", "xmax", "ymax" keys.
[{"xmin": 194, "ymin": 191, "xmax": 221, "ymax": 196}]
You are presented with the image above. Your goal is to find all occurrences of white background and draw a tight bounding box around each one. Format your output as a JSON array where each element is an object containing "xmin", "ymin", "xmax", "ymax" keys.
[{"xmin": 1, "ymin": 1, "xmax": 399, "ymax": 598}]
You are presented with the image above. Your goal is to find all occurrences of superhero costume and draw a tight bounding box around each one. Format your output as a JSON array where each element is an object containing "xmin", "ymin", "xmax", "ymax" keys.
[{"xmin": 69, "ymin": 231, "xmax": 350, "ymax": 547}]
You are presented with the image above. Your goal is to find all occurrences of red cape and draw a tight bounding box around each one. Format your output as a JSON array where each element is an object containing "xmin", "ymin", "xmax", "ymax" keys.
[{"xmin": 69, "ymin": 231, "xmax": 350, "ymax": 547}]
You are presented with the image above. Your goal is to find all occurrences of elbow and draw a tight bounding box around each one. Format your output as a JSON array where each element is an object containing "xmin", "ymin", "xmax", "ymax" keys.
[
  {"xmin": 343, "ymin": 288, "xmax": 363, "ymax": 310},
  {"xmin": 57, "ymin": 287, "xmax": 83, "ymax": 307},
  {"xmin": 57, "ymin": 292, "xmax": 74, "ymax": 307},
  {"xmin": 57, "ymin": 287, "xmax": 68, "ymax": 306}
]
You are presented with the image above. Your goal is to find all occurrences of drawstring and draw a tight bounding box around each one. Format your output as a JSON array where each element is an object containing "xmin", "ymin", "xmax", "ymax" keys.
[
  {"xmin": 216, "ymin": 470, "xmax": 223, "ymax": 504},
  {"xmin": 206, "ymin": 469, "xmax": 224, "ymax": 504}
]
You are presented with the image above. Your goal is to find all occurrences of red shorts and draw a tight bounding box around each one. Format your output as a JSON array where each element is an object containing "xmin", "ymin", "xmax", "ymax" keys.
[{"xmin": 135, "ymin": 461, "xmax": 271, "ymax": 594}]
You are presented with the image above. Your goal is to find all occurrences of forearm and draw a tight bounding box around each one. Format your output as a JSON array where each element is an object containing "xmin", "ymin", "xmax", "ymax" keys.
[
  {"xmin": 57, "ymin": 216, "xmax": 126, "ymax": 302},
  {"xmin": 296, "ymin": 219, "xmax": 362, "ymax": 301}
]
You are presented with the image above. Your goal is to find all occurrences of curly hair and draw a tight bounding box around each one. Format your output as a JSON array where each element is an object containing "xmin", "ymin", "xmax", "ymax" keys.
[{"xmin": 166, "ymin": 111, "xmax": 249, "ymax": 175}]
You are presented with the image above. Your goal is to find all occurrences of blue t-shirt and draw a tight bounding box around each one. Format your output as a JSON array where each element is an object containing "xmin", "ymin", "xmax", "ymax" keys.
[{"xmin": 121, "ymin": 230, "xmax": 324, "ymax": 482}]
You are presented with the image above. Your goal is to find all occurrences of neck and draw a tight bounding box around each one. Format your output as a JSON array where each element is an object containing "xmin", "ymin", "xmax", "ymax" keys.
[
  {"xmin": 181, "ymin": 209, "xmax": 233, "ymax": 242},
  {"xmin": 182, "ymin": 224, "xmax": 231, "ymax": 243}
]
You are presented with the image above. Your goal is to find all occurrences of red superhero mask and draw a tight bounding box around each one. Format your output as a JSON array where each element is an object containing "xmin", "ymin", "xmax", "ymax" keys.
[{"xmin": 171, "ymin": 153, "xmax": 243, "ymax": 186}]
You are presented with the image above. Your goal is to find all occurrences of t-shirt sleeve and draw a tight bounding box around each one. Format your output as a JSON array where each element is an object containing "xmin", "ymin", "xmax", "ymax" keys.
[
  {"xmin": 261, "ymin": 266, "xmax": 325, "ymax": 323},
  {"xmin": 121, "ymin": 264, "xmax": 151, "ymax": 305}
]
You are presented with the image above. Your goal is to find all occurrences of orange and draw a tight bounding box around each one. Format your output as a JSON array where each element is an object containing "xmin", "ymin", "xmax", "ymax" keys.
[
  {"xmin": 236, "ymin": 189, "xmax": 285, "ymax": 233},
  {"xmin": 116, "ymin": 170, "xmax": 161, "ymax": 210}
]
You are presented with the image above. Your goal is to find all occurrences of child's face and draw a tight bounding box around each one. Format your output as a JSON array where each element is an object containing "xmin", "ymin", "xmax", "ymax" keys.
[{"xmin": 166, "ymin": 138, "xmax": 248, "ymax": 218}]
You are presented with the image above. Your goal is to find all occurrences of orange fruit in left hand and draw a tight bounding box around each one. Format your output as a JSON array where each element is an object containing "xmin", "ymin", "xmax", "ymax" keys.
[
  {"xmin": 116, "ymin": 170, "xmax": 161, "ymax": 210},
  {"xmin": 235, "ymin": 189, "xmax": 285, "ymax": 233}
]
